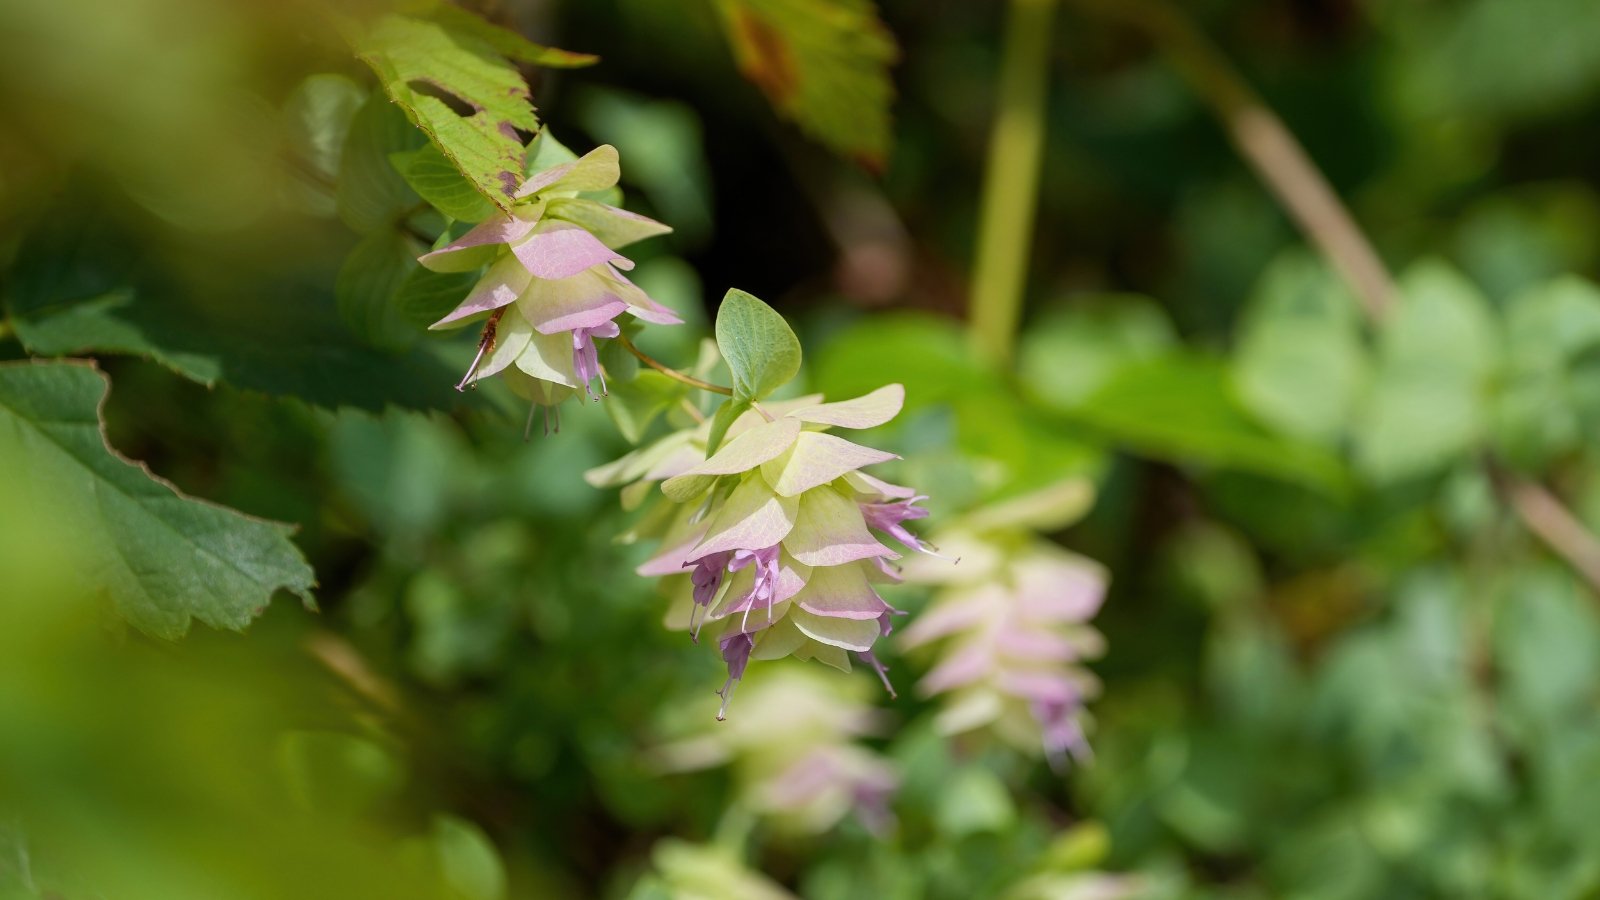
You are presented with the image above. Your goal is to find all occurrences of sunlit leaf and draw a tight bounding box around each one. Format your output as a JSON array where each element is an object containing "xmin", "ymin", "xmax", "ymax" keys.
[{"xmin": 353, "ymin": 5, "xmax": 593, "ymax": 214}]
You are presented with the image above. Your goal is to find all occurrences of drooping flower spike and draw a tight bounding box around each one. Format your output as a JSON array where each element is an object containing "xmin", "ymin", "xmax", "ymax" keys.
[
  {"xmin": 899, "ymin": 529, "xmax": 1107, "ymax": 765},
  {"xmin": 590, "ymin": 383, "xmax": 954, "ymax": 716},
  {"xmin": 421, "ymin": 144, "xmax": 681, "ymax": 413}
]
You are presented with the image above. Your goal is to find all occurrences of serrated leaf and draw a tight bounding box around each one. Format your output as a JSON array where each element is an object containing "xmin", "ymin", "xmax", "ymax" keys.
[
  {"xmin": 0, "ymin": 360, "xmax": 315, "ymax": 639},
  {"xmin": 403, "ymin": 0, "xmax": 597, "ymax": 68},
  {"xmin": 354, "ymin": 8, "xmax": 583, "ymax": 213},
  {"xmin": 3, "ymin": 205, "xmax": 465, "ymax": 412},
  {"xmin": 392, "ymin": 142, "xmax": 496, "ymax": 223},
  {"xmin": 714, "ymin": 289, "xmax": 801, "ymax": 401},
  {"xmin": 712, "ymin": 0, "xmax": 897, "ymax": 167}
]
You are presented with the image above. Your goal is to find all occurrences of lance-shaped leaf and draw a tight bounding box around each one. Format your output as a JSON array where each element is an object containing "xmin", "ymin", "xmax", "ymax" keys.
[{"xmin": 0, "ymin": 361, "xmax": 315, "ymax": 639}]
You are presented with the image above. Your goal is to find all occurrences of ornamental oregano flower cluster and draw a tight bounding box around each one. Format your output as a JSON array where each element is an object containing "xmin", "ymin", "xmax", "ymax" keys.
[
  {"xmin": 590, "ymin": 385, "xmax": 947, "ymax": 717},
  {"xmin": 422, "ymin": 139, "xmax": 946, "ymax": 715},
  {"xmin": 421, "ymin": 144, "xmax": 681, "ymax": 430}
]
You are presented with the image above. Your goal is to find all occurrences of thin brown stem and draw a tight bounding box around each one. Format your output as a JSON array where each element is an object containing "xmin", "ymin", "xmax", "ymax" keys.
[
  {"xmin": 1494, "ymin": 466, "xmax": 1600, "ymax": 590},
  {"xmin": 1069, "ymin": 0, "xmax": 1396, "ymax": 320},
  {"xmin": 1075, "ymin": 0, "xmax": 1600, "ymax": 595},
  {"xmin": 617, "ymin": 333, "xmax": 733, "ymax": 396}
]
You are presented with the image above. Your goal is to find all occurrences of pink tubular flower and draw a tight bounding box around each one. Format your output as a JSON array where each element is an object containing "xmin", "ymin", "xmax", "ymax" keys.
[
  {"xmin": 900, "ymin": 532, "xmax": 1107, "ymax": 764},
  {"xmin": 594, "ymin": 384, "xmax": 953, "ymax": 715},
  {"xmin": 419, "ymin": 144, "xmax": 681, "ymax": 406}
]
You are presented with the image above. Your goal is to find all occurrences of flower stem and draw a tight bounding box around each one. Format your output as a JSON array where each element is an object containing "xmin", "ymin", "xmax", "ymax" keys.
[
  {"xmin": 1075, "ymin": 0, "xmax": 1600, "ymax": 599},
  {"xmin": 1066, "ymin": 0, "xmax": 1395, "ymax": 320},
  {"xmin": 617, "ymin": 333, "xmax": 734, "ymax": 396},
  {"xmin": 969, "ymin": 0, "xmax": 1057, "ymax": 366}
]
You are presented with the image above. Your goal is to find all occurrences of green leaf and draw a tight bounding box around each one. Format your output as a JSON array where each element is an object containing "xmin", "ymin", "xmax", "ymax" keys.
[
  {"xmin": 3, "ymin": 205, "xmax": 466, "ymax": 412},
  {"xmin": 1232, "ymin": 253, "xmax": 1369, "ymax": 446},
  {"xmin": 606, "ymin": 372, "xmax": 687, "ymax": 445},
  {"xmin": 282, "ymin": 74, "xmax": 367, "ymax": 216},
  {"xmin": 338, "ymin": 92, "xmax": 425, "ymax": 234},
  {"xmin": 1494, "ymin": 277, "xmax": 1600, "ymax": 468},
  {"xmin": 337, "ymin": 230, "xmax": 426, "ymax": 352},
  {"xmin": 705, "ymin": 397, "xmax": 751, "ymax": 456},
  {"xmin": 0, "ymin": 360, "xmax": 315, "ymax": 639},
  {"xmin": 353, "ymin": 5, "xmax": 589, "ymax": 214},
  {"xmin": 713, "ymin": 289, "xmax": 801, "ymax": 401},
  {"xmin": 711, "ymin": 0, "xmax": 898, "ymax": 167},
  {"xmin": 1071, "ymin": 354, "xmax": 1346, "ymax": 492},
  {"xmin": 403, "ymin": 0, "xmax": 598, "ymax": 68},
  {"xmin": 1020, "ymin": 294, "xmax": 1176, "ymax": 412},
  {"xmin": 1354, "ymin": 262, "xmax": 1500, "ymax": 483},
  {"xmin": 391, "ymin": 142, "xmax": 497, "ymax": 223}
]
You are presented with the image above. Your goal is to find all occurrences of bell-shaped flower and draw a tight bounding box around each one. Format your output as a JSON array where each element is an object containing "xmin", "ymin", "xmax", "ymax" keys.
[
  {"xmin": 597, "ymin": 384, "xmax": 954, "ymax": 715},
  {"xmin": 900, "ymin": 534, "xmax": 1107, "ymax": 764},
  {"xmin": 652, "ymin": 665, "xmax": 899, "ymax": 834},
  {"xmin": 417, "ymin": 144, "xmax": 681, "ymax": 401}
]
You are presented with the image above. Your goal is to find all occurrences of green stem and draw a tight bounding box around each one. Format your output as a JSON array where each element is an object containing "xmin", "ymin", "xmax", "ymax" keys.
[{"xmin": 969, "ymin": 0, "xmax": 1057, "ymax": 366}]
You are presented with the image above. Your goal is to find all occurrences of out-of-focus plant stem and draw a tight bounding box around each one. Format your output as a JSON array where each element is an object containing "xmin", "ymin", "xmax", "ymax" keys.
[
  {"xmin": 969, "ymin": 0, "xmax": 1057, "ymax": 366},
  {"xmin": 1075, "ymin": 0, "xmax": 1600, "ymax": 597},
  {"xmin": 1068, "ymin": 0, "xmax": 1396, "ymax": 322}
]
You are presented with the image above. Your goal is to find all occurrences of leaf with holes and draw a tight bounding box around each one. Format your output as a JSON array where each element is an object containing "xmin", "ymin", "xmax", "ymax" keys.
[
  {"xmin": 0, "ymin": 360, "xmax": 315, "ymax": 639},
  {"xmin": 712, "ymin": 0, "xmax": 898, "ymax": 168},
  {"xmin": 354, "ymin": 8, "xmax": 593, "ymax": 214}
]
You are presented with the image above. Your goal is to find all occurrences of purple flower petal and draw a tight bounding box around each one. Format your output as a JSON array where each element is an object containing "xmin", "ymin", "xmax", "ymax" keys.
[
  {"xmin": 431, "ymin": 255, "xmax": 534, "ymax": 329},
  {"xmin": 511, "ymin": 223, "xmax": 630, "ymax": 280},
  {"xmin": 418, "ymin": 214, "xmax": 539, "ymax": 272}
]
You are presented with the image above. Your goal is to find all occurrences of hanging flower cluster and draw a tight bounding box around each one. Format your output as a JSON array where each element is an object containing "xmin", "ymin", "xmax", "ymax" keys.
[
  {"xmin": 420, "ymin": 144, "xmax": 681, "ymax": 431},
  {"xmin": 589, "ymin": 383, "xmax": 947, "ymax": 717},
  {"xmin": 900, "ymin": 529, "xmax": 1107, "ymax": 765},
  {"xmin": 653, "ymin": 665, "xmax": 898, "ymax": 834}
]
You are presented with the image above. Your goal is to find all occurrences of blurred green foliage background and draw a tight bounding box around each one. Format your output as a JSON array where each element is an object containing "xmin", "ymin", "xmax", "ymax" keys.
[{"xmin": 6, "ymin": 0, "xmax": 1600, "ymax": 897}]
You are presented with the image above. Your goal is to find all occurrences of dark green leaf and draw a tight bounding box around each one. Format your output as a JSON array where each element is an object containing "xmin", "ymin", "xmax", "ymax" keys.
[
  {"xmin": 391, "ymin": 142, "xmax": 496, "ymax": 223},
  {"xmin": 336, "ymin": 230, "xmax": 427, "ymax": 352},
  {"xmin": 337, "ymin": 92, "xmax": 425, "ymax": 234},
  {"xmin": 0, "ymin": 360, "xmax": 315, "ymax": 638}
]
